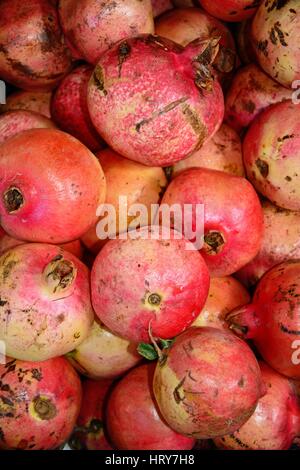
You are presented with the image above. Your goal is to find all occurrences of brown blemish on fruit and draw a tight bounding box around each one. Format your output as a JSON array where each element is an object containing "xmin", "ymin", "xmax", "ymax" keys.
[
  {"xmin": 242, "ymin": 100, "xmax": 256, "ymax": 113},
  {"xmin": 244, "ymin": 0, "xmax": 260, "ymax": 9},
  {"xmin": 256, "ymin": 39, "xmax": 269, "ymax": 57},
  {"xmin": 279, "ymin": 323, "xmax": 300, "ymax": 335},
  {"xmin": 255, "ymin": 158, "xmax": 269, "ymax": 178},
  {"xmin": 3, "ymin": 187, "xmax": 24, "ymax": 213},
  {"xmin": 118, "ymin": 41, "xmax": 131, "ymax": 78},
  {"xmin": 269, "ymin": 22, "xmax": 288, "ymax": 47},
  {"xmin": 2, "ymin": 259, "xmax": 17, "ymax": 283},
  {"xmin": 135, "ymin": 96, "xmax": 188, "ymax": 133},
  {"xmin": 238, "ymin": 376, "xmax": 245, "ymax": 387},
  {"xmin": 173, "ymin": 376, "xmax": 186, "ymax": 404},
  {"xmin": 182, "ymin": 104, "xmax": 206, "ymax": 148},
  {"xmin": 203, "ymin": 231, "xmax": 225, "ymax": 255},
  {"xmin": 32, "ymin": 396, "xmax": 57, "ymax": 420},
  {"xmin": 267, "ymin": 0, "xmax": 290, "ymax": 13},
  {"xmin": 31, "ymin": 368, "xmax": 42, "ymax": 381},
  {"xmin": 93, "ymin": 66, "xmax": 107, "ymax": 96}
]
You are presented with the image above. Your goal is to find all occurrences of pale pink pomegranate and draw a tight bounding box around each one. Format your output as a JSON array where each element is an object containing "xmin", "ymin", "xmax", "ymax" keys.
[
  {"xmin": 0, "ymin": 90, "xmax": 52, "ymax": 118},
  {"xmin": 0, "ymin": 110, "xmax": 56, "ymax": 144}
]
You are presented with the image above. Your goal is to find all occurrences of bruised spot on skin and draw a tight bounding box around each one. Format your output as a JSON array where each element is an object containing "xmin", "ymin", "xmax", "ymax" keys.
[
  {"xmin": 242, "ymin": 100, "xmax": 256, "ymax": 113},
  {"xmin": 118, "ymin": 41, "xmax": 131, "ymax": 78},
  {"xmin": 135, "ymin": 97, "xmax": 188, "ymax": 133},
  {"xmin": 93, "ymin": 66, "xmax": 107, "ymax": 96},
  {"xmin": 173, "ymin": 376, "xmax": 186, "ymax": 404},
  {"xmin": 255, "ymin": 158, "xmax": 269, "ymax": 178},
  {"xmin": 30, "ymin": 395, "xmax": 57, "ymax": 421},
  {"xmin": 182, "ymin": 104, "xmax": 206, "ymax": 148},
  {"xmin": 256, "ymin": 39, "xmax": 269, "ymax": 57}
]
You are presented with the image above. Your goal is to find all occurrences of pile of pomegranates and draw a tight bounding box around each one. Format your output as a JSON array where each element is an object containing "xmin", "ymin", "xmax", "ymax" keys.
[{"xmin": 0, "ymin": 0, "xmax": 300, "ymax": 453}]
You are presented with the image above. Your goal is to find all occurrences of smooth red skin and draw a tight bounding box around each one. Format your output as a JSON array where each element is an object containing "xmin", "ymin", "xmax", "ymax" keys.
[
  {"xmin": 74, "ymin": 379, "xmax": 113, "ymax": 450},
  {"xmin": 251, "ymin": 1, "xmax": 300, "ymax": 88},
  {"xmin": 51, "ymin": 65, "xmax": 104, "ymax": 152},
  {"xmin": 81, "ymin": 147, "xmax": 167, "ymax": 254},
  {"xmin": 0, "ymin": 91, "xmax": 52, "ymax": 118},
  {"xmin": 0, "ymin": 128, "xmax": 106, "ymax": 243},
  {"xmin": 107, "ymin": 363, "xmax": 195, "ymax": 450},
  {"xmin": 87, "ymin": 35, "xmax": 224, "ymax": 167},
  {"xmin": 229, "ymin": 261, "xmax": 300, "ymax": 379},
  {"xmin": 198, "ymin": 0, "xmax": 259, "ymax": 22},
  {"xmin": 0, "ymin": 226, "xmax": 5, "ymax": 238},
  {"xmin": 152, "ymin": 0, "xmax": 173, "ymax": 17},
  {"xmin": 0, "ymin": 243, "xmax": 94, "ymax": 361},
  {"xmin": 0, "ymin": 234, "xmax": 83, "ymax": 259},
  {"xmin": 59, "ymin": 0, "xmax": 154, "ymax": 65},
  {"xmin": 172, "ymin": 123, "xmax": 244, "ymax": 177},
  {"xmin": 155, "ymin": 7, "xmax": 237, "ymax": 84},
  {"xmin": 0, "ymin": 110, "xmax": 56, "ymax": 144},
  {"xmin": 193, "ymin": 276, "xmax": 250, "ymax": 330},
  {"xmin": 236, "ymin": 20, "xmax": 256, "ymax": 65},
  {"xmin": 236, "ymin": 201, "xmax": 300, "ymax": 288},
  {"xmin": 243, "ymin": 101, "xmax": 300, "ymax": 211},
  {"xmin": 153, "ymin": 327, "xmax": 265, "ymax": 438},
  {"xmin": 0, "ymin": 0, "xmax": 71, "ymax": 91},
  {"xmin": 161, "ymin": 168, "xmax": 264, "ymax": 277},
  {"xmin": 215, "ymin": 362, "xmax": 300, "ymax": 450},
  {"xmin": 225, "ymin": 64, "xmax": 292, "ymax": 133},
  {"xmin": 91, "ymin": 227, "xmax": 210, "ymax": 343},
  {"xmin": 0, "ymin": 356, "xmax": 82, "ymax": 450}
]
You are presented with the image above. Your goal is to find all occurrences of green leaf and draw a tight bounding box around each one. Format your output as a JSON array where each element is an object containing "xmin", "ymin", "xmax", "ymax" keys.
[
  {"xmin": 160, "ymin": 338, "xmax": 174, "ymax": 350},
  {"xmin": 137, "ymin": 343, "xmax": 158, "ymax": 361}
]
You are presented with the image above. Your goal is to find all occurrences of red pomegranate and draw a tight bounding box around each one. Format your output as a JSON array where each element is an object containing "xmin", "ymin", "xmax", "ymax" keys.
[
  {"xmin": 161, "ymin": 167, "xmax": 263, "ymax": 277},
  {"xmin": 227, "ymin": 260, "xmax": 300, "ymax": 379},
  {"xmin": 153, "ymin": 327, "xmax": 265, "ymax": 439},
  {"xmin": 243, "ymin": 100, "xmax": 300, "ymax": 211},
  {"xmin": 51, "ymin": 65, "xmax": 104, "ymax": 152},
  {"xmin": 0, "ymin": 110, "xmax": 56, "ymax": 144},
  {"xmin": 107, "ymin": 363, "xmax": 195, "ymax": 450},
  {"xmin": 152, "ymin": 0, "xmax": 173, "ymax": 17},
  {"xmin": 236, "ymin": 200, "xmax": 300, "ymax": 288},
  {"xmin": 0, "ymin": 356, "xmax": 81, "ymax": 450},
  {"xmin": 91, "ymin": 226, "xmax": 210, "ymax": 343},
  {"xmin": 198, "ymin": 0, "xmax": 260, "ymax": 22},
  {"xmin": 59, "ymin": 0, "xmax": 154, "ymax": 65},
  {"xmin": 70, "ymin": 379, "xmax": 113, "ymax": 450},
  {"xmin": 0, "ymin": 243, "xmax": 94, "ymax": 361},
  {"xmin": 215, "ymin": 362, "xmax": 300, "ymax": 450},
  {"xmin": 0, "ymin": 90, "xmax": 52, "ymax": 118},
  {"xmin": 0, "ymin": 0, "xmax": 71, "ymax": 91},
  {"xmin": 0, "ymin": 128, "xmax": 106, "ymax": 243},
  {"xmin": 87, "ymin": 35, "xmax": 224, "ymax": 167}
]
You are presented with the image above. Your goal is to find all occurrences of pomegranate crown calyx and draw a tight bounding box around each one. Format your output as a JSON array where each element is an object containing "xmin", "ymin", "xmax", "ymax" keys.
[{"xmin": 187, "ymin": 36, "xmax": 221, "ymax": 91}]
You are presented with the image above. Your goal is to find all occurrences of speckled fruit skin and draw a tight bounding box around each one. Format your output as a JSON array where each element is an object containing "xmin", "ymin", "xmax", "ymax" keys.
[
  {"xmin": 153, "ymin": 327, "xmax": 265, "ymax": 439},
  {"xmin": 107, "ymin": 363, "xmax": 196, "ymax": 450},
  {"xmin": 0, "ymin": 234, "xmax": 83, "ymax": 259},
  {"xmin": 0, "ymin": 91, "xmax": 52, "ymax": 118},
  {"xmin": 215, "ymin": 362, "xmax": 300, "ymax": 450},
  {"xmin": 87, "ymin": 35, "xmax": 224, "ymax": 167},
  {"xmin": 243, "ymin": 101, "xmax": 300, "ymax": 211},
  {"xmin": 59, "ymin": 0, "xmax": 154, "ymax": 65},
  {"xmin": 91, "ymin": 226, "xmax": 210, "ymax": 343},
  {"xmin": 0, "ymin": 356, "xmax": 82, "ymax": 450},
  {"xmin": 152, "ymin": 0, "xmax": 173, "ymax": 17},
  {"xmin": 71, "ymin": 379, "xmax": 113, "ymax": 450},
  {"xmin": 0, "ymin": 128, "xmax": 106, "ymax": 244},
  {"xmin": 155, "ymin": 7, "xmax": 237, "ymax": 84},
  {"xmin": 0, "ymin": 0, "xmax": 71, "ymax": 91},
  {"xmin": 51, "ymin": 65, "xmax": 104, "ymax": 152},
  {"xmin": 0, "ymin": 111, "xmax": 56, "ymax": 144},
  {"xmin": 198, "ymin": 0, "xmax": 259, "ymax": 22},
  {"xmin": 227, "ymin": 260, "xmax": 300, "ymax": 379},
  {"xmin": 0, "ymin": 243, "xmax": 94, "ymax": 361},
  {"xmin": 67, "ymin": 320, "xmax": 141, "ymax": 379},
  {"xmin": 192, "ymin": 276, "xmax": 250, "ymax": 330},
  {"xmin": 236, "ymin": 201, "xmax": 300, "ymax": 288},
  {"xmin": 161, "ymin": 168, "xmax": 264, "ymax": 277},
  {"xmin": 225, "ymin": 64, "xmax": 291, "ymax": 133},
  {"xmin": 251, "ymin": 0, "xmax": 300, "ymax": 88},
  {"xmin": 81, "ymin": 148, "xmax": 167, "ymax": 254},
  {"xmin": 171, "ymin": 123, "xmax": 244, "ymax": 178}
]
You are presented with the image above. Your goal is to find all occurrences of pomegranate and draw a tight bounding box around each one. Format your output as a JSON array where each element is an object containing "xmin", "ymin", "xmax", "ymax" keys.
[
  {"xmin": 87, "ymin": 35, "xmax": 224, "ymax": 167},
  {"xmin": 251, "ymin": 0, "xmax": 300, "ymax": 88},
  {"xmin": 225, "ymin": 64, "xmax": 291, "ymax": 134},
  {"xmin": 70, "ymin": 379, "xmax": 113, "ymax": 450},
  {"xmin": 198, "ymin": 0, "xmax": 260, "ymax": 22},
  {"xmin": 155, "ymin": 8, "xmax": 237, "ymax": 83},
  {"xmin": 153, "ymin": 327, "xmax": 265, "ymax": 439},
  {"xmin": 67, "ymin": 320, "xmax": 141, "ymax": 379},
  {"xmin": 161, "ymin": 168, "xmax": 263, "ymax": 277},
  {"xmin": 192, "ymin": 276, "xmax": 250, "ymax": 330},
  {"xmin": 243, "ymin": 100, "xmax": 300, "ymax": 211},
  {"xmin": 152, "ymin": 0, "xmax": 173, "ymax": 17},
  {"xmin": 0, "ymin": 0, "xmax": 71, "ymax": 91},
  {"xmin": 215, "ymin": 362, "xmax": 300, "ymax": 450},
  {"xmin": 81, "ymin": 148, "xmax": 167, "ymax": 254},
  {"xmin": 58, "ymin": 0, "xmax": 154, "ymax": 65},
  {"xmin": 236, "ymin": 200, "xmax": 300, "ymax": 288},
  {"xmin": 0, "ymin": 234, "xmax": 84, "ymax": 259},
  {"xmin": 0, "ymin": 128, "xmax": 106, "ymax": 243},
  {"xmin": 91, "ymin": 226, "xmax": 210, "ymax": 343},
  {"xmin": 0, "ymin": 243, "xmax": 94, "ymax": 361},
  {"xmin": 51, "ymin": 65, "xmax": 104, "ymax": 152},
  {"xmin": 0, "ymin": 90, "xmax": 52, "ymax": 118},
  {"xmin": 236, "ymin": 20, "xmax": 256, "ymax": 65},
  {"xmin": 171, "ymin": 123, "xmax": 244, "ymax": 178},
  {"xmin": 0, "ymin": 110, "xmax": 56, "ymax": 144},
  {"xmin": 227, "ymin": 260, "xmax": 300, "ymax": 379},
  {"xmin": 0, "ymin": 356, "xmax": 81, "ymax": 450},
  {"xmin": 107, "ymin": 363, "xmax": 195, "ymax": 450}
]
